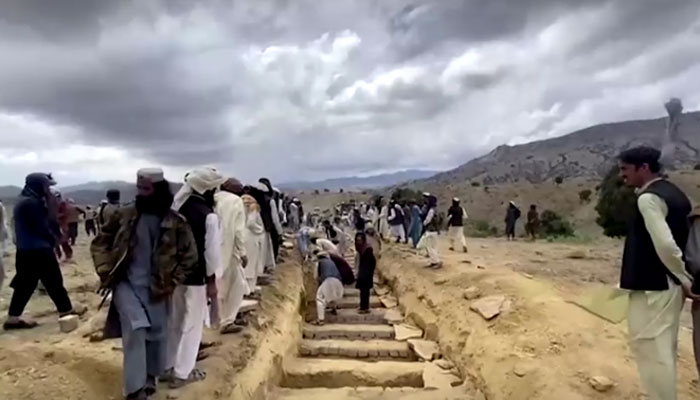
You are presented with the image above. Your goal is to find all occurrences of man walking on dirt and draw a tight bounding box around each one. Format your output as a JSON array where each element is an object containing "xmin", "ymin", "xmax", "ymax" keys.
[
  {"xmin": 4, "ymin": 173, "xmax": 85, "ymax": 330},
  {"xmin": 447, "ymin": 198, "xmax": 468, "ymax": 253},
  {"xmin": 91, "ymin": 168, "xmax": 198, "ymax": 399},
  {"xmin": 618, "ymin": 146, "xmax": 698, "ymax": 400}
]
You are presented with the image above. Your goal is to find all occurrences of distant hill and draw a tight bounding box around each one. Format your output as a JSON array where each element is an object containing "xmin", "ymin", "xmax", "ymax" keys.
[
  {"xmin": 417, "ymin": 111, "xmax": 700, "ymax": 187},
  {"xmin": 0, "ymin": 185, "xmax": 21, "ymax": 201},
  {"xmin": 280, "ymin": 169, "xmax": 440, "ymax": 191}
]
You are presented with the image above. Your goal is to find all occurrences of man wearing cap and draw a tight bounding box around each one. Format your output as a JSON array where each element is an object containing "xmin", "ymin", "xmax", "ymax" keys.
[
  {"xmin": 99, "ymin": 189, "xmax": 121, "ymax": 231},
  {"xmin": 166, "ymin": 167, "xmax": 226, "ymax": 388},
  {"xmin": 447, "ymin": 198, "xmax": 468, "ymax": 253},
  {"xmin": 214, "ymin": 178, "xmax": 250, "ymax": 334},
  {"xmin": 5, "ymin": 173, "xmax": 85, "ymax": 330},
  {"xmin": 91, "ymin": 168, "xmax": 198, "ymax": 400}
]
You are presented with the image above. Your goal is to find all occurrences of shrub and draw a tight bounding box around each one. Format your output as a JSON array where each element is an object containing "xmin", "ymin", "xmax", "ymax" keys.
[
  {"xmin": 471, "ymin": 181, "xmax": 481, "ymax": 187},
  {"xmin": 339, "ymin": 188, "xmax": 344, "ymax": 193},
  {"xmin": 313, "ymin": 189, "xmax": 319, "ymax": 195},
  {"xmin": 323, "ymin": 188, "xmax": 330, "ymax": 193},
  {"xmin": 595, "ymin": 165, "xmax": 636, "ymax": 237},
  {"xmin": 468, "ymin": 220, "xmax": 499, "ymax": 238},
  {"xmin": 391, "ymin": 188, "xmax": 423, "ymax": 204},
  {"xmin": 540, "ymin": 210, "xmax": 575, "ymax": 237},
  {"xmin": 694, "ymin": 163, "xmax": 700, "ymax": 170},
  {"xmin": 578, "ymin": 189, "xmax": 592, "ymax": 203},
  {"xmin": 554, "ymin": 176, "xmax": 564, "ymax": 185}
]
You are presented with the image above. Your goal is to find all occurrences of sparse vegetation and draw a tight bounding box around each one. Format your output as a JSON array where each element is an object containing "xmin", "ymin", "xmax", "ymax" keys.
[
  {"xmin": 596, "ymin": 165, "xmax": 636, "ymax": 237},
  {"xmin": 540, "ymin": 210, "xmax": 575, "ymax": 237},
  {"xmin": 471, "ymin": 181, "xmax": 481, "ymax": 187},
  {"xmin": 391, "ymin": 187, "xmax": 423, "ymax": 204},
  {"xmin": 313, "ymin": 189, "xmax": 320, "ymax": 195},
  {"xmin": 467, "ymin": 219, "xmax": 499, "ymax": 238},
  {"xmin": 554, "ymin": 176, "xmax": 564, "ymax": 186},
  {"xmin": 339, "ymin": 188, "xmax": 344, "ymax": 193},
  {"xmin": 694, "ymin": 163, "xmax": 700, "ymax": 170},
  {"xmin": 578, "ymin": 189, "xmax": 592, "ymax": 203},
  {"xmin": 323, "ymin": 188, "xmax": 330, "ymax": 193}
]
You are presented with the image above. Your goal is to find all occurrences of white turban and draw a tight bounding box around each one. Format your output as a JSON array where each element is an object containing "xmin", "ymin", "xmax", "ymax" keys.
[{"xmin": 172, "ymin": 166, "xmax": 226, "ymax": 211}]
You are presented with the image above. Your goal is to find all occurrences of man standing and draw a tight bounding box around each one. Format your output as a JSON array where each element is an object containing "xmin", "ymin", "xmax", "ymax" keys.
[
  {"xmin": 618, "ymin": 146, "xmax": 697, "ymax": 400},
  {"xmin": 312, "ymin": 251, "xmax": 344, "ymax": 325},
  {"xmin": 504, "ymin": 201, "xmax": 521, "ymax": 241},
  {"xmin": 65, "ymin": 199, "xmax": 85, "ymax": 246},
  {"xmin": 355, "ymin": 232, "xmax": 376, "ymax": 314},
  {"xmin": 4, "ymin": 173, "xmax": 85, "ymax": 330},
  {"xmin": 288, "ymin": 199, "xmax": 300, "ymax": 231},
  {"xmin": 417, "ymin": 195, "xmax": 442, "ymax": 268},
  {"xmin": 214, "ymin": 178, "xmax": 249, "ymax": 335},
  {"xmin": 447, "ymin": 198, "xmax": 468, "ymax": 253},
  {"xmin": 167, "ymin": 167, "xmax": 226, "ymax": 388},
  {"xmin": 99, "ymin": 189, "xmax": 121, "ymax": 230},
  {"xmin": 84, "ymin": 205, "xmax": 97, "ymax": 237},
  {"xmin": 388, "ymin": 200, "xmax": 406, "ymax": 244},
  {"xmin": 259, "ymin": 178, "xmax": 283, "ymax": 261},
  {"xmin": 526, "ymin": 205, "xmax": 540, "ymax": 241},
  {"xmin": 91, "ymin": 168, "xmax": 197, "ymax": 400},
  {"xmin": 687, "ymin": 205, "xmax": 700, "ymax": 385}
]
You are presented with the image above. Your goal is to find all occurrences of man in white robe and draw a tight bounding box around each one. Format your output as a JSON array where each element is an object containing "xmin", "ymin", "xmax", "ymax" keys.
[
  {"xmin": 166, "ymin": 167, "xmax": 225, "ymax": 388},
  {"xmin": 214, "ymin": 178, "xmax": 250, "ymax": 335}
]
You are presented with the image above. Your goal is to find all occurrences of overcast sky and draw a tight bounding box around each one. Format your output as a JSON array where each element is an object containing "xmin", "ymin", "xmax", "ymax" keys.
[{"xmin": 1, "ymin": 0, "xmax": 700, "ymax": 187}]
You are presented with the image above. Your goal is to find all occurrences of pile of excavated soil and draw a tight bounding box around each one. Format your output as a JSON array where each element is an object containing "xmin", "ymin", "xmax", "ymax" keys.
[{"xmin": 379, "ymin": 237, "xmax": 699, "ymax": 400}]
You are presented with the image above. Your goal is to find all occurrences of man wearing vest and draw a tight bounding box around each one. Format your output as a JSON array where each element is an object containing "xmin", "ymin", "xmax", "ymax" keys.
[
  {"xmin": 388, "ymin": 200, "xmax": 406, "ymax": 244},
  {"xmin": 618, "ymin": 146, "xmax": 699, "ymax": 400},
  {"xmin": 447, "ymin": 198, "xmax": 468, "ymax": 253}
]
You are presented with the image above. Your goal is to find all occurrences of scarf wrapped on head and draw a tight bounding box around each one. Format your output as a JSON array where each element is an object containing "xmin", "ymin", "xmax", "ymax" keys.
[
  {"xmin": 241, "ymin": 194, "xmax": 260, "ymax": 213},
  {"xmin": 172, "ymin": 166, "xmax": 226, "ymax": 211}
]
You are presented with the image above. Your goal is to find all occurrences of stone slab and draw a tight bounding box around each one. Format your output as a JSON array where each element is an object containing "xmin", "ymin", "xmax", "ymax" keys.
[
  {"xmin": 274, "ymin": 387, "xmax": 468, "ymax": 400},
  {"xmin": 303, "ymin": 324, "xmax": 395, "ymax": 340},
  {"xmin": 239, "ymin": 299, "xmax": 258, "ymax": 313},
  {"xmin": 281, "ymin": 359, "xmax": 425, "ymax": 389},
  {"xmin": 299, "ymin": 339, "xmax": 412, "ymax": 360},
  {"xmin": 324, "ymin": 309, "xmax": 388, "ymax": 325},
  {"xmin": 407, "ymin": 339, "xmax": 440, "ymax": 361},
  {"xmin": 469, "ymin": 295, "xmax": 506, "ymax": 320},
  {"xmin": 394, "ymin": 324, "xmax": 423, "ymax": 341},
  {"xmin": 336, "ymin": 297, "xmax": 382, "ymax": 309}
]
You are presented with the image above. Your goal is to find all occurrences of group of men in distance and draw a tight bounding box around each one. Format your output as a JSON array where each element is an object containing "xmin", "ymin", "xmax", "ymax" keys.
[
  {"xmin": 2, "ymin": 167, "xmax": 300, "ymax": 399},
  {"xmin": 308, "ymin": 145, "xmax": 700, "ymax": 400}
]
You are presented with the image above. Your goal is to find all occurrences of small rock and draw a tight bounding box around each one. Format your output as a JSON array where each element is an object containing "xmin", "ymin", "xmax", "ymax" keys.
[
  {"xmin": 461, "ymin": 260, "xmax": 472, "ymax": 264},
  {"xmin": 434, "ymin": 359, "xmax": 454, "ymax": 370},
  {"xmin": 513, "ymin": 363, "xmax": 533, "ymax": 377},
  {"xmin": 426, "ymin": 298, "xmax": 437, "ymax": 309},
  {"xmin": 463, "ymin": 286, "xmax": 481, "ymax": 300},
  {"xmin": 589, "ymin": 376, "xmax": 615, "ymax": 392},
  {"xmin": 434, "ymin": 277, "xmax": 449, "ymax": 285},
  {"xmin": 281, "ymin": 241, "xmax": 294, "ymax": 249},
  {"xmin": 408, "ymin": 339, "xmax": 440, "ymax": 361},
  {"xmin": 535, "ymin": 251, "xmax": 544, "ymax": 256},
  {"xmin": 521, "ymin": 273, "xmax": 534, "ymax": 279},
  {"xmin": 394, "ymin": 324, "xmax": 423, "ymax": 341},
  {"xmin": 380, "ymin": 296, "xmax": 398, "ymax": 309},
  {"xmin": 567, "ymin": 250, "xmax": 587, "ymax": 259},
  {"xmin": 384, "ymin": 309, "xmax": 404, "ymax": 325},
  {"xmin": 470, "ymin": 295, "xmax": 506, "ymax": 320},
  {"xmin": 477, "ymin": 265, "xmax": 486, "ymax": 270}
]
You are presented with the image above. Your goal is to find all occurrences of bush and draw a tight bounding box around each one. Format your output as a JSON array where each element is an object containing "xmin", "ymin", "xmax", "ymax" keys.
[
  {"xmin": 578, "ymin": 189, "xmax": 592, "ymax": 203},
  {"xmin": 323, "ymin": 188, "xmax": 330, "ymax": 193},
  {"xmin": 339, "ymin": 188, "xmax": 344, "ymax": 193},
  {"xmin": 471, "ymin": 181, "xmax": 481, "ymax": 187},
  {"xmin": 554, "ymin": 176, "xmax": 564, "ymax": 185},
  {"xmin": 540, "ymin": 210, "xmax": 575, "ymax": 237},
  {"xmin": 313, "ymin": 189, "xmax": 320, "ymax": 195},
  {"xmin": 595, "ymin": 165, "xmax": 637, "ymax": 237},
  {"xmin": 468, "ymin": 220, "xmax": 499, "ymax": 238},
  {"xmin": 391, "ymin": 188, "xmax": 423, "ymax": 204},
  {"xmin": 694, "ymin": 163, "xmax": 700, "ymax": 170}
]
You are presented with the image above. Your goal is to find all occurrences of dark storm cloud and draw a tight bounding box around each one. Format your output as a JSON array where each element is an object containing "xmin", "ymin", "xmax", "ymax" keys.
[{"xmin": 0, "ymin": 0, "xmax": 699, "ymax": 185}]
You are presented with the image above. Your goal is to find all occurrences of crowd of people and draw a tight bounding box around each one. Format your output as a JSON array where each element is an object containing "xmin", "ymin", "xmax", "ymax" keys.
[{"xmin": 0, "ymin": 144, "xmax": 699, "ymax": 400}]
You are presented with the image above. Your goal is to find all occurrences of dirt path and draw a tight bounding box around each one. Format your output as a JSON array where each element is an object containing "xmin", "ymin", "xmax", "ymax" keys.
[{"xmin": 378, "ymin": 236, "xmax": 699, "ymax": 400}]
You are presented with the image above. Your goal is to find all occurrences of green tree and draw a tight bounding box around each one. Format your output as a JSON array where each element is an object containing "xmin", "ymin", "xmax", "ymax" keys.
[
  {"xmin": 578, "ymin": 189, "xmax": 592, "ymax": 203},
  {"xmin": 540, "ymin": 210, "xmax": 575, "ymax": 237},
  {"xmin": 595, "ymin": 165, "xmax": 636, "ymax": 237},
  {"xmin": 391, "ymin": 188, "xmax": 423, "ymax": 204}
]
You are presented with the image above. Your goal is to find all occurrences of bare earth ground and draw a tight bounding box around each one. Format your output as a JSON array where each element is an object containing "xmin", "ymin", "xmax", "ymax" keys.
[
  {"xmin": 380, "ymin": 236, "xmax": 699, "ymax": 400},
  {"xmin": 0, "ymin": 236, "xmax": 302, "ymax": 400}
]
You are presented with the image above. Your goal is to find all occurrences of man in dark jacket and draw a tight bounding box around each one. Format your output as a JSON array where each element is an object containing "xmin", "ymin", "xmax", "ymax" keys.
[
  {"xmin": 92, "ymin": 168, "xmax": 198, "ymax": 400},
  {"xmin": 447, "ymin": 198, "xmax": 468, "ymax": 252},
  {"xmin": 355, "ymin": 232, "xmax": 376, "ymax": 314},
  {"xmin": 313, "ymin": 251, "xmax": 344, "ymax": 325},
  {"xmin": 617, "ymin": 146, "xmax": 698, "ymax": 400},
  {"xmin": 4, "ymin": 173, "xmax": 84, "ymax": 330}
]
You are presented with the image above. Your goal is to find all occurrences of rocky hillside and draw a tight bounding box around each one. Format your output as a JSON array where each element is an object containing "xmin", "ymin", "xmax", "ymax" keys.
[{"xmin": 419, "ymin": 111, "xmax": 700, "ymax": 186}]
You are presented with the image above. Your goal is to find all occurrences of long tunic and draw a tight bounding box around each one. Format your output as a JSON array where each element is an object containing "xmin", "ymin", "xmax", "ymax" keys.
[{"xmin": 243, "ymin": 210, "xmax": 265, "ymax": 281}]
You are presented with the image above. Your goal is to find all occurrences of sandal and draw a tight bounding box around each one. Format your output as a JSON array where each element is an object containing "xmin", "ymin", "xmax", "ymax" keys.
[
  {"xmin": 168, "ymin": 368, "xmax": 206, "ymax": 389},
  {"xmin": 125, "ymin": 388, "xmax": 147, "ymax": 400},
  {"xmin": 220, "ymin": 323, "xmax": 243, "ymax": 334},
  {"xmin": 3, "ymin": 319, "xmax": 39, "ymax": 330}
]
